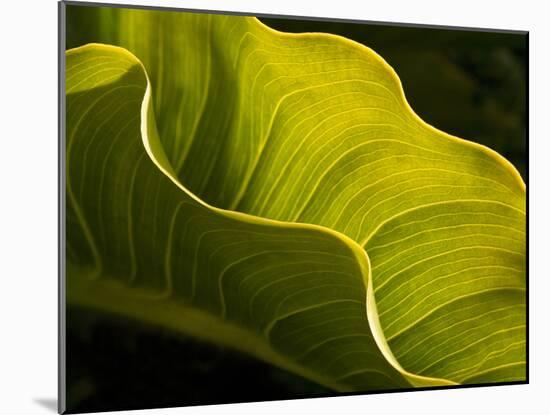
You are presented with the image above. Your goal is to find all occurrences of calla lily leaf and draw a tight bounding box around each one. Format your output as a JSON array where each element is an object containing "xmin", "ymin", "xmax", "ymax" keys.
[{"xmin": 65, "ymin": 8, "xmax": 526, "ymax": 392}]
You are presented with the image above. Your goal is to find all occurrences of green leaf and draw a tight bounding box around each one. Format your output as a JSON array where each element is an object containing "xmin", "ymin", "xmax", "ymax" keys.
[{"xmin": 65, "ymin": 7, "xmax": 526, "ymax": 392}]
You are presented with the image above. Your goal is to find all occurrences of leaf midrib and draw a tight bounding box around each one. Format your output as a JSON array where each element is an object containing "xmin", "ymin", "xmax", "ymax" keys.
[{"xmin": 67, "ymin": 264, "xmax": 350, "ymax": 392}]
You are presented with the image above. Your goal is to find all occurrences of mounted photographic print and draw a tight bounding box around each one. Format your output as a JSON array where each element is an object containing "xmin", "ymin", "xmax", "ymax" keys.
[{"xmin": 59, "ymin": 1, "xmax": 528, "ymax": 413}]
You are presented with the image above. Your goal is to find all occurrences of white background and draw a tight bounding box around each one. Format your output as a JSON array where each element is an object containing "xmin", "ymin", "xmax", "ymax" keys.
[{"xmin": 0, "ymin": 0, "xmax": 546, "ymax": 413}]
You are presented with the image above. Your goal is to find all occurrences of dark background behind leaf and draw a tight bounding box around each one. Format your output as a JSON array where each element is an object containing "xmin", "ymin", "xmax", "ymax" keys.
[{"xmin": 65, "ymin": 6, "xmax": 527, "ymax": 413}]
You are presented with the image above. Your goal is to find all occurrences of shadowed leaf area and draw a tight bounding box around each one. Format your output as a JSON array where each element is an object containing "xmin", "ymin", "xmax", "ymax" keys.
[{"xmin": 65, "ymin": 5, "xmax": 526, "ymax": 412}]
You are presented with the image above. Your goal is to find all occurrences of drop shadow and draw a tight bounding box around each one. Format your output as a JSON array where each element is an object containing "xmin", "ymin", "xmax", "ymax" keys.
[{"xmin": 34, "ymin": 398, "xmax": 57, "ymax": 413}]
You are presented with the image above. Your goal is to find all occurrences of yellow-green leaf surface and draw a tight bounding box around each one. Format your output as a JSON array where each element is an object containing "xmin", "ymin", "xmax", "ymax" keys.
[{"xmin": 66, "ymin": 7, "xmax": 526, "ymax": 391}]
